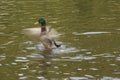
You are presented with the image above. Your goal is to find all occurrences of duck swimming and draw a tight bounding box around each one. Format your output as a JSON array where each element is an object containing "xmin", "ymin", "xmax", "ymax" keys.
[{"xmin": 23, "ymin": 18, "xmax": 61, "ymax": 50}]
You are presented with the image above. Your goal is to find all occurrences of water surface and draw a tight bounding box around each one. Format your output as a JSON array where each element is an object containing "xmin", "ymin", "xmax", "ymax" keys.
[{"xmin": 0, "ymin": 0, "xmax": 120, "ymax": 80}]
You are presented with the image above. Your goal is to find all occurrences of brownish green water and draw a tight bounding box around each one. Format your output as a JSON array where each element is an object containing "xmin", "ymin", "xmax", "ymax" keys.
[{"xmin": 0, "ymin": 0, "xmax": 120, "ymax": 80}]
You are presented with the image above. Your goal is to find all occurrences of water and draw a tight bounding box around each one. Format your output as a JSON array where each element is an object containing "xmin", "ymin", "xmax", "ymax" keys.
[{"xmin": 0, "ymin": 0, "xmax": 120, "ymax": 80}]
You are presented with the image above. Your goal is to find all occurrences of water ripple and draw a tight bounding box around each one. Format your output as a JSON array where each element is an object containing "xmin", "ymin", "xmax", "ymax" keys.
[
  {"xmin": 101, "ymin": 77, "xmax": 120, "ymax": 80},
  {"xmin": 73, "ymin": 31, "xmax": 110, "ymax": 35},
  {"xmin": 27, "ymin": 53, "xmax": 44, "ymax": 59},
  {"xmin": 116, "ymin": 57, "xmax": 120, "ymax": 61},
  {"xmin": 19, "ymin": 76, "xmax": 28, "ymax": 80},
  {"xmin": 52, "ymin": 45, "xmax": 80, "ymax": 54},
  {"xmin": 52, "ymin": 55, "xmax": 96, "ymax": 62},
  {"xmin": 37, "ymin": 76, "xmax": 46, "ymax": 80},
  {"xmin": 93, "ymin": 53, "xmax": 115, "ymax": 58},
  {"xmin": 25, "ymin": 42, "xmax": 80, "ymax": 54},
  {"xmin": 0, "ymin": 55, "xmax": 6, "ymax": 61},
  {"xmin": 1, "ymin": 41, "xmax": 14, "ymax": 46},
  {"xmin": 70, "ymin": 77, "xmax": 88, "ymax": 80},
  {"xmin": 70, "ymin": 55, "xmax": 96, "ymax": 61},
  {"xmin": 0, "ymin": 13, "xmax": 10, "ymax": 16},
  {"xmin": 15, "ymin": 57, "xmax": 29, "ymax": 62}
]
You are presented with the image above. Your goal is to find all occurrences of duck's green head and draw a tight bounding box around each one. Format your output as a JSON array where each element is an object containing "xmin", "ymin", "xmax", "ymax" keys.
[{"xmin": 35, "ymin": 18, "xmax": 46, "ymax": 26}]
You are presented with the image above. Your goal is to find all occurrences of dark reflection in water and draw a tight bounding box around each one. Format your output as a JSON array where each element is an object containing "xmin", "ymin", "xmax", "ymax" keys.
[
  {"xmin": 0, "ymin": 0, "xmax": 120, "ymax": 80},
  {"xmin": 34, "ymin": 51, "xmax": 53, "ymax": 79}
]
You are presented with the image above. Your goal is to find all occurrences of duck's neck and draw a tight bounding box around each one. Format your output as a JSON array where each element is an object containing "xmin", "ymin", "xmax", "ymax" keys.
[{"xmin": 41, "ymin": 26, "xmax": 46, "ymax": 32}]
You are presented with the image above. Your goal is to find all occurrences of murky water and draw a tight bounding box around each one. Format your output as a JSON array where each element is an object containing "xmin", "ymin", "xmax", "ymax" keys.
[{"xmin": 0, "ymin": 0, "xmax": 120, "ymax": 80}]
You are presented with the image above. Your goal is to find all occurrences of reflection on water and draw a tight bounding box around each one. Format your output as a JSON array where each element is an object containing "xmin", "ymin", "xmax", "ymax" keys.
[{"xmin": 0, "ymin": 0, "xmax": 120, "ymax": 80}]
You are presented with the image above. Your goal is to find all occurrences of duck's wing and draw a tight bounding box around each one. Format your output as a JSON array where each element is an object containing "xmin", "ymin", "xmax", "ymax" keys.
[
  {"xmin": 23, "ymin": 27, "xmax": 53, "ymax": 36},
  {"xmin": 23, "ymin": 28, "xmax": 40, "ymax": 36},
  {"xmin": 22, "ymin": 27, "xmax": 60, "ymax": 40},
  {"xmin": 47, "ymin": 27, "xmax": 60, "ymax": 38},
  {"xmin": 22, "ymin": 28, "xmax": 42, "ymax": 41}
]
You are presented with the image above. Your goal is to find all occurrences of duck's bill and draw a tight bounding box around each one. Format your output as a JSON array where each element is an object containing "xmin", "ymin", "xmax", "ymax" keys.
[{"xmin": 34, "ymin": 21, "xmax": 39, "ymax": 25}]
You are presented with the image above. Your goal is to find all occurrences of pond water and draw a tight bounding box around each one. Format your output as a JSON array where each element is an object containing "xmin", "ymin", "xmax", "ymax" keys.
[{"xmin": 0, "ymin": 0, "xmax": 120, "ymax": 80}]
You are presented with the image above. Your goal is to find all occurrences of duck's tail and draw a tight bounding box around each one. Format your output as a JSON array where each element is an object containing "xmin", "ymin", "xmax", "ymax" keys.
[{"xmin": 53, "ymin": 40, "xmax": 61, "ymax": 47}]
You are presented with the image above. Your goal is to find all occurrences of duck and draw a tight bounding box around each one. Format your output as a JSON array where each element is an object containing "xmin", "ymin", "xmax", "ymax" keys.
[{"xmin": 23, "ymin": 18, "xmax": 61, "ymax": 50}]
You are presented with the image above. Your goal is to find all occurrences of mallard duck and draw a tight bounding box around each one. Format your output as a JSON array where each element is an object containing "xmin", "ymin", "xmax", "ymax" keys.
[{"xmin": 23, "ymin": 18, "xmax": 60, "ymax": 50}]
